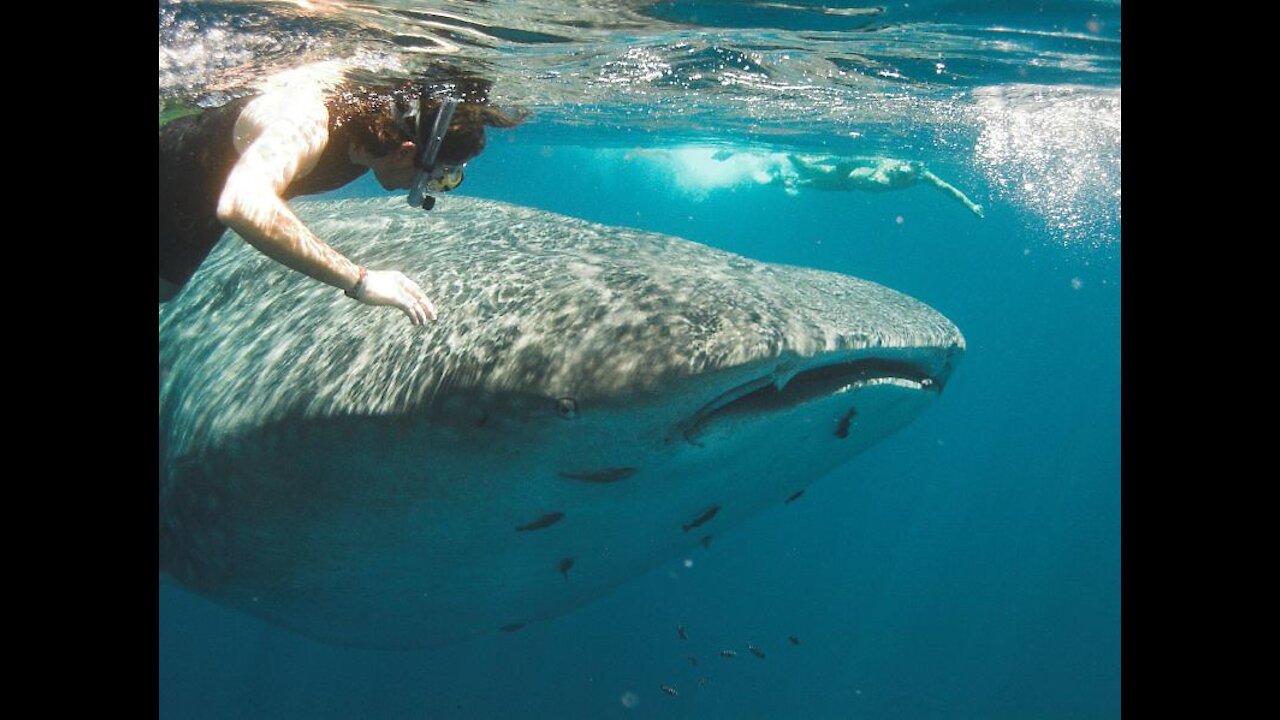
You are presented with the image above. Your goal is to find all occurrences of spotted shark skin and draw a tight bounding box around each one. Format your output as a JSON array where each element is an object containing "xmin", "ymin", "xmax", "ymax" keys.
[{"xmin": 159, "ymin": 196, "xmax": 963, "ymax": 649}]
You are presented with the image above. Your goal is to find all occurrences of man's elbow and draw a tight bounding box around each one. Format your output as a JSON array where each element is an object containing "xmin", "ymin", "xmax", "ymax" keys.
[
  {"xmin": 215, "ymin": 190, "xmax": 243, "ymax": 227},
  {"xmin": 216, "ymin": 183, "xmax": 273, "ymax": 228}
]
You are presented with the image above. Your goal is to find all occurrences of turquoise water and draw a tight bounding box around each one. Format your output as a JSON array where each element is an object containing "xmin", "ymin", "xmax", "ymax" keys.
[{"xmin": 160, "ymin": 2, "xmax": 1120, "ymax": 718}]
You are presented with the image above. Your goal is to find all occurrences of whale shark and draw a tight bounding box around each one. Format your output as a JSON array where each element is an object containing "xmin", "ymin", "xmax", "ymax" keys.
[{"xmin": 158, "ymin": 196, "xmax": 964, "ymax": 649}]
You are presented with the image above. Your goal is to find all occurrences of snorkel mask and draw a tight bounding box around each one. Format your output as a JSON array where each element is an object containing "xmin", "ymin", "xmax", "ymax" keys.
[{"xmin": 406, "ymin": 95, "xmax": 463, "ymax": 211}]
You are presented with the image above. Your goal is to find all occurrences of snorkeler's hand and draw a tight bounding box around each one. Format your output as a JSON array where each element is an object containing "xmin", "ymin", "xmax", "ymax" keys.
[{"xmin": 356, "ymin": 270, "xmax": 438, "ymax": 326}]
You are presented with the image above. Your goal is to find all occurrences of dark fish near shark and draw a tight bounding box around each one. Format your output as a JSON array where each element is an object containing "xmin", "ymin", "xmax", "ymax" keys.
[{"xmin": 158, "ymin": 196, "xmax": 963, "ymax": 649}]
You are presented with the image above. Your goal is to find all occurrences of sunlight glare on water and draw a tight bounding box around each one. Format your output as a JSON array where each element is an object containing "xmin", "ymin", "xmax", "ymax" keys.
[{"xmin": 972, "ymin": 83, "xmax": 1121, "ymax": 246}]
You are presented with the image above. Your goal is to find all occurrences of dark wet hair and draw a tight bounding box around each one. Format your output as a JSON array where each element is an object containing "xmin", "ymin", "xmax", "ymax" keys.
[
  {"xmin": 439, "ymin": 101, "xmax": 528, "ymax": 164},
  {"xmin": 330, "ymin": 73, "xmax": 528, "ymax": 163}
]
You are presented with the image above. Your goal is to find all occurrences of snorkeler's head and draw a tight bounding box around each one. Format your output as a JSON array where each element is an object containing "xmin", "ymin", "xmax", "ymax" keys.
[
  {"xmin": 404, "ymin": 95, "xmax": 462, "ymax": 209},
  {"xmin": 335, "ymin": 76, "xmax": 527, "ymax": 208},
  {"xmin": 340, "ymin": 86, "xmax": 526, "ymax": 209},
  {"xmin": 342, "ymin": 90, "xmax": 527, "ymax": 165},
  {"xmin": 886, "ymin": 160, "xmax": 923, "ymax": 181}
]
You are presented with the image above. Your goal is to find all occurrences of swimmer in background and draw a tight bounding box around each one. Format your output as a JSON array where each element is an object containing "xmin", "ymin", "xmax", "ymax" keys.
[{"xmin": 770, "ymin": 154, "xmax": 985, "ymax": 217}]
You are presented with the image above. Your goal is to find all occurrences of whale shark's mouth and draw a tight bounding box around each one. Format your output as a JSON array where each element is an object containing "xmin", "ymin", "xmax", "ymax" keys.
[{"xmin": 678, "ymin": 355, "xmax": 946, "ymax": 445}]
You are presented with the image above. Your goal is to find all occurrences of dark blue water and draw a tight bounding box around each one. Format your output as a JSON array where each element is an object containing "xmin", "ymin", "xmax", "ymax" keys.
[{"xmin": 160, "ymin": 116, "xmax": 1120, "ymax": 717}]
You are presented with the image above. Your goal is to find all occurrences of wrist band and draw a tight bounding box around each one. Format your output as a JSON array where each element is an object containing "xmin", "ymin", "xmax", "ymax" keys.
[{"xmin": 345, "ymin": 266, "xmax": 368, "ymax": 299}]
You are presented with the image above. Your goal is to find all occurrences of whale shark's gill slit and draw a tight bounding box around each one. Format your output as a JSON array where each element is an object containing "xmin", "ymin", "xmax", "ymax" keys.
[
  {"xmin": 559, "ymin": 468, "xmax": 637, "ymax": 483},
  {"xmin": 680, "ymin": 359, "xmax": 938, "ymax": 443}
]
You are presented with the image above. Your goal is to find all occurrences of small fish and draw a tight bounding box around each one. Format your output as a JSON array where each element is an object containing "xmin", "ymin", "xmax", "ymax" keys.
[
  {"xmin": 719, "ymin": 649, "xmax": 737, "ymax": 658},
  {"xmin": 688, "ymin": 655, "xmax": 698, "ymax": 666},
  {"xmin": 700, "ymin": 535, "xmax": 713, "ymax": 549},
  {"xmin": 499, "ymin": 623, "xmax": 524, "ymax": 633},
  {"xmin": 788, "ymin": 635, "xmax": 801, "ymax": 645},
  {"xmin": 515, "ymin": 512, "xmax": 564, "ymax": 532},
  {"xmin": 661, "ymin": 684, "xmax": 678, "ymax": 697},
  {"xmin": 785, "ymin": 490, "xmax": 805, "ymax": 504},
  {"xmin": 697, "ymin": 677, "xmax": 709, "ymax": 689},
  {"xmin": 559, "ymin": 557, "xmax": 575, "ymax": 579},
  {"xmin": 747, "ymin": 643, "xmax": 765, "ymax": 659},
  {"xmin": 677, "ymin": 625, "xmax": 688, "ymax": 640},
  {"xmin": 682, "ymin": 505, "xmax": 721, "ymax": 533},
  {"xmin": 834, "ymin": 407, "xmax": 857, "ymax": 439},
  {"xmin": 558, "ymin": 467, "xmax": 637, "ymax": 483}
]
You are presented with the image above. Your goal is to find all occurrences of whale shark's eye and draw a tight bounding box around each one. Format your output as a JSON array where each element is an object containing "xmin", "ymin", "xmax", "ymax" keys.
[{"xmin": 555, "ymin": 397, "xmax": 579, "ymax": 420}]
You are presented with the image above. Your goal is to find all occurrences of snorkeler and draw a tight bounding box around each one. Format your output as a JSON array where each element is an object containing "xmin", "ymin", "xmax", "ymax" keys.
[
  {"xmin": 777, "ymin": 154, "xmax": 985, "ymax": 217},
  {"xmin": 159, "ymin": 62, "xmax": 526, "ymax": 324}
]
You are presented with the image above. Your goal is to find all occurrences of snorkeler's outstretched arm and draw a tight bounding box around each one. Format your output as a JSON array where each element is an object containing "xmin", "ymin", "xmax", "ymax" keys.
[
  {"xmin": 216, "ymin": 97, "xmax": 436, "ymax": 325},
  {"xmin": 920, "ymin": 169, "xmax": 985, "ymax": 218}
]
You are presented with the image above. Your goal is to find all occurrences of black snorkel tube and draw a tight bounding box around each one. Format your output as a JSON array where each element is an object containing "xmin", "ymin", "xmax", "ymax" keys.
[{"xmin": 407, "ymin": 96, "xmax": 459, "ymax": 211}]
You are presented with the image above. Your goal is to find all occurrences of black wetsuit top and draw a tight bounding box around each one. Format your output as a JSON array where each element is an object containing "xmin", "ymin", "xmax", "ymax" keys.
[{"xmin": 158, "ymin": 96, "xmax": 368, "ymax": 287}]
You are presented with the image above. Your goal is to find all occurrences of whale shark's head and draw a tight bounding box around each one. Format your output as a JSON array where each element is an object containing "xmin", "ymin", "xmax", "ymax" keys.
[{"xmin": 159, "ymin": 196, "xmax": 963, "ymax": 648}]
